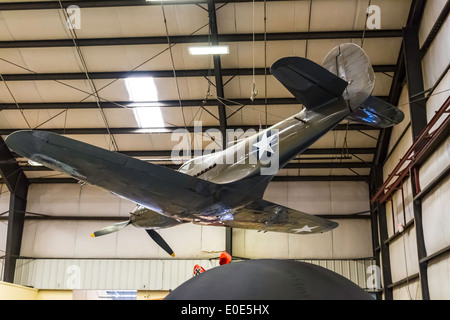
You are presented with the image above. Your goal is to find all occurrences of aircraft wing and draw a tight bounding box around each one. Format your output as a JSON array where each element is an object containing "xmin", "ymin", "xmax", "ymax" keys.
[
  {"xmin": 220, "ymin": 199, "xmax": 338, "ymax": 234},
  {"xmin": 5, "ymin": 130, "xmax": 219, "ymax": 213}
]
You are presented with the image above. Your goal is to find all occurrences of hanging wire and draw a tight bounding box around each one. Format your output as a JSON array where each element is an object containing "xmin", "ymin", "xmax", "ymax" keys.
[
  {"xmin": 0, "ymin": 18, "xmax": 211, "ymax": 132},
  {"xmin": 250, "ymin": 0, "xmax": 258, "ymax": 103},
  {"xmin": 160, "ymin": 1, "xmax": 188, "ymax": 132},
  {"xmin": 57, "ymin": 0, "xmax": 119, "ymax": 152},
  {"xmin": 263, "ymin": 0, "xmax": 268, "ymax": 128},
  {"xmin": 0, "ymin": 73, "xmax": 31, "ymax": 129},
  {"xmin": 305, "ymin": 0, "xmax": 312, "ymax": 59},
  {"xmin": 361, "ymin": 0, "xmax": 372, "ymax": 49}
]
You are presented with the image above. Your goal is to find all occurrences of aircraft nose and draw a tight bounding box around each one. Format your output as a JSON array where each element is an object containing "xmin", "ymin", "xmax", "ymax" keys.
[{"xmin": 5, "ymin": 130, "xmax": 43, "ymax": 159}]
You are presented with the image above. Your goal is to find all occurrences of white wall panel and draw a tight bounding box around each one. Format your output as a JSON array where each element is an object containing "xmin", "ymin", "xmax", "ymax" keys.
[
  {"xmin": 383, "ymin": 127, "xmax": 413, "ymax": 182},
  {"xmin": 421, "ymin": 14, "xmax": 450, "ymax": 90},
  {"xmin": 264, "ymin": 181, "xmax": 370, "ymax": 215},
  {"xmin": 28, "ymin": 184, "xmax": 135, "ymax": 217},
  {"xmin": 23, "ymin": 184, "xmax": 225, "ymax": 259},
  {"xmin": 388, "ymin": 85, "xmax": 411, "ymax": 154},
  {"xmin": 425, "ymin": 69, "xmax": 450, "ymax": 130},
  {"xmin": 14, "ymin": 258, "xmax": 374, "ymax": 290},
  {"xmin": 392, "ymin": 279, "xmax": 422, "ymax": 300},
  {"xmin": 389, "ymin": 227, "xmax": 419, "ymax": 283},
  {"xmin": 385, "ymin": 178, "xmax": 414, "ymax": 238},
  {"xmin": 233, "ymin": 219, "xmax": 372, "ymax": 260},
  {"xmin": 422, "ymin": 175, "xmax": 450, "ymax": 256},
  {"xmin": 427, "ymin": 251, "xmax": 450, "ymax": 299},
  {"xmin": 233, "ymin": 180, "xmax": 373, "ymax": 259},
  {"xmin": 419, "ymin": 135, "xmax": 449, "ymax": 191},
  {"xmin": 14, "ymin": 259, "xmax": 220, "ymax": 290},
  {"xmin": 21, "ymin": 220, "xmax": 225, "ymax": 260},
  {"xmin": 419, "ymin": 0, "xmax": 448, "ymax": 47}
]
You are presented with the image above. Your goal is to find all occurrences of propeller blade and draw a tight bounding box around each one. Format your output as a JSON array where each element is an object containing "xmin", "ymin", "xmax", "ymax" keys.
[
  {"xmin": 146, "ymin": 229, "xmax": 175, "ymax": 257},
  {"xmin": 91, "ymin": 220, "xmax": 131, "ymax": 237}
]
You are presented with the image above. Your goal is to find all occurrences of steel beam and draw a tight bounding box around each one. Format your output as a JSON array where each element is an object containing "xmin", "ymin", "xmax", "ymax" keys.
[
  {"xmin": 1, "ymin": 175, "xmax": 370, "ymax": 184},
  {"xmin": 0, "ymin": 0, "xmax": 318, "ymax": 11},
  {"xmin": 20, "ymin": 161, "xmax": 371, "ymax": 173},
  {"xmin": 37, "ymin": 147, "xmax": 372, "ymax": 158},
  {"xmin": 0, "ymin": 31, "xmax": 403, "ymax": 49},
  {"xmin": 403, "ymin": 26, "xmax": 428, "ymax": 142},
  {"xmin": 207, "ymin": 0, "xmax": 227, "ymax": 150},
  {"xmin": 373, "ymin": 167, "xmax": 393, "ymax": 299},
  {"xmin": 0, "ymin": 96, "xmax": 389, "ymax": 110},
  {"xmin": 0, "ymin": 66, "xmax": 395, "ymax": 81},
  {"xmin": 403, "ymin": 23, "xmax": 430, "ymax": 300},
  {"xmin": 0, "ymin": 124, "xmax": 378, "ymax": 136},
  {"xmin": 0, "ymin": 136, "xmax": 29, "ymax": 283}
]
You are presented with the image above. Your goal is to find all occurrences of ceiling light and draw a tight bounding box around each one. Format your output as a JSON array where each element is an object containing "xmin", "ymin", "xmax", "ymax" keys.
[
  {"xmin": 188, "ymin": 45, "xmax": 230, "ymax": 55},
  {"xmin": 133, "ymin": 105, "xmax": 165, "ymax": 129},
  {"xmin": 125, "ymin": 76, "xmax": 158, "ymax": 102},
  {"xmin": 125, "ymin": 77, "xmax": 165, "ymax": 128}
]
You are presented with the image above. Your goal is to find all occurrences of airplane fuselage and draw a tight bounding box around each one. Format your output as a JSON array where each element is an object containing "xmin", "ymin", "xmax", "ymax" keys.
[
  {"xmin": 179, "ymin": 96, "xmax": 350, "ymax": 185},
  {"xmin": 131, "ymin": 96, "xmax": 351, "ymax": 228}
]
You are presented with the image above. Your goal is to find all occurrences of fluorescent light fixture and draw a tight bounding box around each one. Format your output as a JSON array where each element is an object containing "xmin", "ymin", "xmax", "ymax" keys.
[
  {"xmin": 125, "ymin": 76, "xmax": 158, "ymax": 102},
  {"xmin": 133, "ymin": 105, "xmax": 165, "ymax": 128},
  {"xmin": 125, "ymin": 77, "xmax": 165, "ymax": 128},
  {"xmin": 188, "ymin": 45, "xmax": 229, "ymax": 55}
]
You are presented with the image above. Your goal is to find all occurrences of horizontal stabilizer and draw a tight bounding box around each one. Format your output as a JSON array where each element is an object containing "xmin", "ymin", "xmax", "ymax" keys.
[
  {"xmin": 348, "ymin": 96, "xmax": 405, "ymax": 128},
  {"xmin": 221, "ymin": 199, "xmax": 338, "ymax": 234},
  {"xmin": 271, "ymin": 56, "xmax": 348, "ymax": 110}
]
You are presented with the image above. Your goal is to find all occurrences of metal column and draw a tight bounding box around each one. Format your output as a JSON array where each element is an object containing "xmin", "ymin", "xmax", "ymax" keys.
[
  {"xmin": 207, "ymin": 0, "xmax": 232, "ymax": 255},
  {"xmin": 0, "ymin": 137, "xmax": 29, "ymax": 283},
  {"xmin": 403, "ymin": 24, "xmax": 430, "ymax": 300}
]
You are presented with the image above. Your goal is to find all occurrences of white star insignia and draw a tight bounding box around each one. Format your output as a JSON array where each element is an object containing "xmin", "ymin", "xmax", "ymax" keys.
[
  {"xmin": 292, "ymin": 225, "xmax": 319, "ymax": 233},
  {"xmin": 253, "ymin": 132, "xmax": 276, "ymax": 158}
]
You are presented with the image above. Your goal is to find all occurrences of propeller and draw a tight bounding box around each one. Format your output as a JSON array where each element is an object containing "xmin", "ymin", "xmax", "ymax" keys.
[
  {"xmin": 90, "ymin": 221, "xmax": 175, "ymax": 257},
  {"xmin": 90, "ymin": 220, "xmax": 131, "ymax": 237},
  {"xmin": 146, "ymin": 229, "xmax": 175, "ymax": 257}
]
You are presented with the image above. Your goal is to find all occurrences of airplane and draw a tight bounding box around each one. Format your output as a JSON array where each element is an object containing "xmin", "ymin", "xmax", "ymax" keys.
[{"xmin": 5, "ymin": 43, "xmax": 404, "ymax": 257}]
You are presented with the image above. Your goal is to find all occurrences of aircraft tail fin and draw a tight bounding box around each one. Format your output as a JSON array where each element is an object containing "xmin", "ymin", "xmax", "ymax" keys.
[
  {"xmin": 321, "ymin": 43, "xmax": 404, "ymax": 127},
  {"xmin": 271, "ymin": 43, "xmax": 404, "ymax": 127},
  {"xmin": 321, "ymin": 43, "xmax": 376, "ymax": 110}
]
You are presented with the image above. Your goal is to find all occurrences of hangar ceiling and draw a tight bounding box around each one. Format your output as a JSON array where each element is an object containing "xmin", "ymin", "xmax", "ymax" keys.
[{"xmin": 0, "ymin": 0, "xmax": 415, "ymax": 184}]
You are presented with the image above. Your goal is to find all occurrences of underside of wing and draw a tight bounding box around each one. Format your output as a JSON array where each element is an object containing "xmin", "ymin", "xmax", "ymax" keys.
[
  {"xmin": 5, "ymin": 130, "xmax": 220, "ymax": 214},
  {"xmin": 222, "ymin": 199, "xmax": 338, "ymax": 234}
]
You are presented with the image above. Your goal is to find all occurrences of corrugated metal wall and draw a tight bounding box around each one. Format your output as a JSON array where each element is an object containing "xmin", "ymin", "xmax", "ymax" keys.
[
  {"xmin": 14, "ymin": 259, "xmax": 220, "ymax": 290},
  {"xmin": 14, "ymin": 258, "xmax": 375, "ymax": 291}
]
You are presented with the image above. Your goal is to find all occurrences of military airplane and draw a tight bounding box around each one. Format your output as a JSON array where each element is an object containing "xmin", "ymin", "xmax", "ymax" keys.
[{"xmin": 5, "ymin": 43, "xmax": 404, "ymax": 257}]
